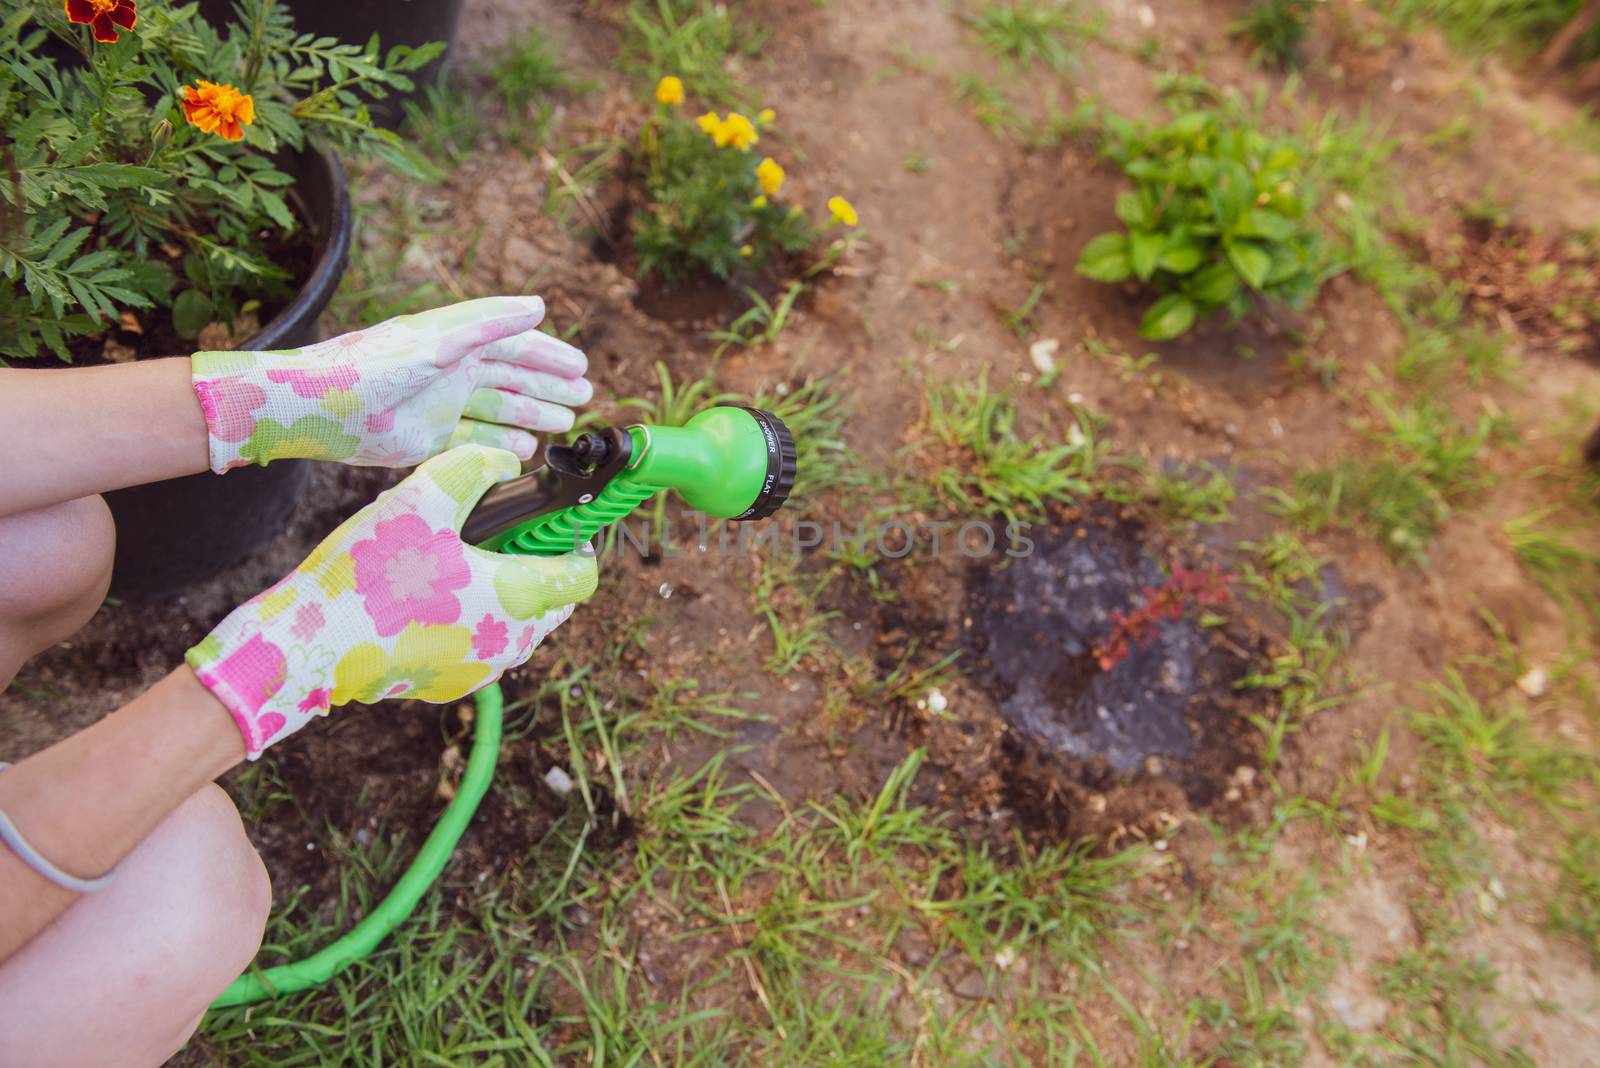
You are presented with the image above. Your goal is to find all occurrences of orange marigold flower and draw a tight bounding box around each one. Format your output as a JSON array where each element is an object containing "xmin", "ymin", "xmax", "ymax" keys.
[
  {"xmin": 65, "ymin": 0, "xmax": 136, "ymax": 44},
  {"xmin": 181, "ymin": 80, "xmax": 256, "ymax": 142}
]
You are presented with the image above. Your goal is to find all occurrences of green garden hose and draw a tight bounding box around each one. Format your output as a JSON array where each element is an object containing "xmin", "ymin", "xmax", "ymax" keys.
[
  {"xmin": 210, "ymin": 683, "xmax": 504, "ymax": 1008},
  {"xmin": 211, "ymin": 406, "xmax": 797, "ymax": 1008}
]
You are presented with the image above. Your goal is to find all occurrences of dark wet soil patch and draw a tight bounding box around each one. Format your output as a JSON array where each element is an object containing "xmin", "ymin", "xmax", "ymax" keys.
[{"xmin": 958, "ymin": 501, "xmax": 1274, "ymax": 841}]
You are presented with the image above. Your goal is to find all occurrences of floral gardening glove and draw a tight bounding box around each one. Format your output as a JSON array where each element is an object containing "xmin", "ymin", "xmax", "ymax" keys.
[
  {"xmin": 190, "ymin": 297, "xmax": 591, "ymax": 472},
  {"xmin": 186, "ymin": 445, "xmax": 597, "ymax": 759}
]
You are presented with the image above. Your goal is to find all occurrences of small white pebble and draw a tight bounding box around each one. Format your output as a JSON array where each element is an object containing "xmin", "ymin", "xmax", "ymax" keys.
[
  {"xmin": 544, "ymin": 766, "xmax": 574, "ymax": 796},
  {"xmin": 658, "ymin": 582, "xmax": 673, "ymax": 599},
  {"xmin": 1517, "ymin": 667, "xmax": 1548, "ymax": 698},
  {"xmin": 1029, "ymin": 338, "xmax": 1059, "ymax": 375},
  {"xmin": 927, "ymin": 688, "xmax": 949, "ymax": 714}
]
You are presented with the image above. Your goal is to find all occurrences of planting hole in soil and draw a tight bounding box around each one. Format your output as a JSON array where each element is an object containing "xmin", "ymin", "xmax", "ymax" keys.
[{"xmin": 963, "ymin": 503, "xmax": 1270, "ymax": 840}]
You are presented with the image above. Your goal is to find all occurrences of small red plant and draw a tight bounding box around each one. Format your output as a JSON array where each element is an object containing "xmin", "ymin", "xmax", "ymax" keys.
[{"xmin": 1093, "ymin": 566, "xmax": 1233, "ymax": 671}]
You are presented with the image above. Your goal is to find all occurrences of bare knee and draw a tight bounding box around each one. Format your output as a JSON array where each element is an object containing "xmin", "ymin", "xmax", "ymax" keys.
[
  {"xmin": 0, "ymin": 784, "xmax": 270, "ymax": 1067},
  {"xmin": 157, "ymin": 784, "xmax": 273, "ymax": 988},
  {"xmin": 0, "ymin": 495, "xmax": 115, "ymax": 650}
]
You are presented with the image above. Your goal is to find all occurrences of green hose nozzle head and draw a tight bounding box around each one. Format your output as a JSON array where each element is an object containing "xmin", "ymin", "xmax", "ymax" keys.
[
  {"xmin": 462, "ymin": 406, "xmax": 797, "ymax": 554},
  {"xmin": 627, "ymin": 406, "xmax": 796, "ymax": 520}
]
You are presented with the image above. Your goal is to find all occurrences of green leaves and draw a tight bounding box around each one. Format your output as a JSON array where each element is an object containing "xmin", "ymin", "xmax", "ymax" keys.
[
  {"xmin": 1227, "ymin": 240, "xmax": 1273, "ymax": 290},
  {"xmin": 1129, "ymin": 230, "xmax": 1164, "ymax": 281},
  {"xmin": 1073, "ymin": 96, "xmax": 1324, "ymax": 342},
  {"xmin": 1075, "ymin": 233, "xmax": 1132, "ymax": 282},
  {"xmin": 1140, "ymin": 293, "xmax": 1198, "ymax": 341},
  {"xmin": 635, "ymin": 115, "xmax": 817, "ymax": 284},
  {"xmin": 172, "ymin": 289, "xmax": 215, "ymax": 339},
  {"xmin": 1, "ymin": 0, "xmax": 437, "ymax": 360}
]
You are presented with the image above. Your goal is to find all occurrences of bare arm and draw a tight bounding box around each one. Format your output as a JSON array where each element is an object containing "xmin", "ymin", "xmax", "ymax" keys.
[
  {"xmin": 0, "ymin": 667, "xmax": 244, "ymax": 960},
  {"xmin": 0, "ymin": 359, "xmax": 208, "ymax": 518}
]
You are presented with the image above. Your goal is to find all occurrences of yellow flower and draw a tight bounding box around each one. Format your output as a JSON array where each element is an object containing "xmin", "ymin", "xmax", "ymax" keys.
[
  {"xmin": 740, "ymin": 244, "xmax": 754, "ymax": 257},
  {"xmin": 827, "ymin": 195, "xmax": 859, "ymax": 227},
  {"xmin": 755, "ymin": 157, "xmax": 785, "ymax": 196},
  {"xmin": 332, "ymin": 623, "xmax": 489, "ymax": 705},
  {"xmin": 752, "ymin": 195, "xmax": 768, "ymax": 208},
  {"xmin": 758, "ymin": 108, "xmax": 776, "ymax": 124},
  {"xmin": 720, "ymin": 112, "xmax": 758, "ymax": 150},
  {"xmin": 698, "ymin": 111, "xmax": 759, "ymax": 150},
  {"xmin": 655, "ymin": 75, "xmax": 685, "ymax": 106},
  {"xmin": 180, "ymin": 80, "xmax": 255, "ymax": 142}
]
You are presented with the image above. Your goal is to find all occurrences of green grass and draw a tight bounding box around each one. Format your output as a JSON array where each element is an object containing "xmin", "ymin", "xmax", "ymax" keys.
[
  {"xmin": 1230, "ymin": 0, "xmax": 1316, "ymax": 68},
  {"xmin": 753, "ymin": 561, "xmax": 839, "ymax": 675},
  {"xmin": 967, "ymin": 1, "xmax": 1091, "ymax": 70},
  {"xmin": 622, "ymin": 0, "xmax": 767, "ymax": 106},
  {"xmin": 999, "ymin": 279, "xmax": 1045, "ymax": 339},
  {"xmin": 920, "ymin": 374, "xmax": 1109, "ymax": 526},
  {"xmin": 953, "ymin": 76, "xmax": 1030, "ymax": 140},
  {"xmin": 399, "ymin": 80, "xmax": 485, "ymax": 177},
  {"xmin": 1395, "ymin": 320, "xmax": 1517, "ymax": 388},
  {"xmin": 1381, "ymin": 0, "xmax": 1586, "ymax": 58},
  {"xmin": 1151, "ymin": 461, "xmax": 1236, "ymax": 526},
  {"xmin": 490, "ymin": 23, "xmax": 574, "ymax": 120},
  {"xmin": 708, "ymin": 282, "xmax": 806, "ymax": 353},
  {"xmin": 1551, "ymin": 829, "xmax": 1600, "ymax": 965},
  {"xmin": 1271, "ymin": 395, "xmax": 1504, "ymax": 561},
  {"xmin": 1504, "ymin": 507, "xmax": 1600, "ymax": 627}
]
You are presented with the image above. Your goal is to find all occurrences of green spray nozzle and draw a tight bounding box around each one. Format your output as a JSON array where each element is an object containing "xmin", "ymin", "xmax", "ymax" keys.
[{"xmin": 462, "ymin": 406, "xmax": 797, "ymax": 554}]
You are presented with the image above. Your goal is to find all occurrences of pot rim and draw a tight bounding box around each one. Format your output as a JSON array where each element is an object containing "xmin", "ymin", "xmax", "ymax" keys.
[{"xmin": 245, "ymin": 144, "xmax": 353, "ymax": 350}]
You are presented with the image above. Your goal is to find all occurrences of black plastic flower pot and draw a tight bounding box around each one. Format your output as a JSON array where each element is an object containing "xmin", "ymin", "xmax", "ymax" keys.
[
  {"xmin": 198, "ymin": 0, "xmax": 465, "ymax": 126},
  {"xmin": 102, "ymin": 145, "xmax": 352, "ymax": 602}
]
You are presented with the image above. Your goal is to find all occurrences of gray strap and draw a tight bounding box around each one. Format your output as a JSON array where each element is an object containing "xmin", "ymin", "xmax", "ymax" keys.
[{"xmin": 0, "ymin": 762, "xmax": 117, "ymax": 893}]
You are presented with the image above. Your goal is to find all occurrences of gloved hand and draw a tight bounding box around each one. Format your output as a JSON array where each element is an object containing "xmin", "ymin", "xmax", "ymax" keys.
[
  {"xmin": 186, "ymin": 445, "xmax": 597, "ymax": 758},
  {"xmin": 190, "ymin": 297, "xmax": 591, "ymax": 472}
]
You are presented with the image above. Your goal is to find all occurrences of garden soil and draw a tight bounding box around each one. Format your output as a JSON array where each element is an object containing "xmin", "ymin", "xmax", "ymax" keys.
[{"xmin": 5, "ymin": 0, "xmax": 1600, "ymax": 1063}]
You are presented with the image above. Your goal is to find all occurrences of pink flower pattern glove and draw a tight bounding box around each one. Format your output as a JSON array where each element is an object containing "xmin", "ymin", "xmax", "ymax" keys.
[
  {"xmin": 190, "ymin": 297, "xmax": 592, "ymax": 471},
  {"xmin": 186, "ymin": 445, "xmax": 598, "ymax": 759}
]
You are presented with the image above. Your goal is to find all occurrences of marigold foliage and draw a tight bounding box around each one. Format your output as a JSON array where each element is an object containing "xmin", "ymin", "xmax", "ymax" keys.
[
  {"xmin": 635, "ymin": 91, "xmax": 812, "ymax": 282},
  {"xmin": 0, "ymin": 0, "xmax": 440, "ymax": 358}
]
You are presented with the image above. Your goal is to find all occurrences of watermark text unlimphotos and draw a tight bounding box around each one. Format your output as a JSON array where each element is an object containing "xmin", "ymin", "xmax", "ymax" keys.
[{"xmin": 576, "ymin": 513, "xmax": 1036, "ymax": 559}]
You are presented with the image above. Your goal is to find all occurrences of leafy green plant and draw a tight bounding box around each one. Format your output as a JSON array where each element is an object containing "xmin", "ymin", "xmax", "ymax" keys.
[
  {"xmin": 1230, "ymin": 0, "xmax": 1316, "ymax": 67},
  {"xmin": 1075, "ymin": 98, "xmax": 1323, "ymax": 341},
  {"xmin": 0, "ymin": 0, "xmax": 438, "ymax": 360},
  {"xmin": 634, "ymin": 82, "xmax": 839, "ymax": 283}
]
